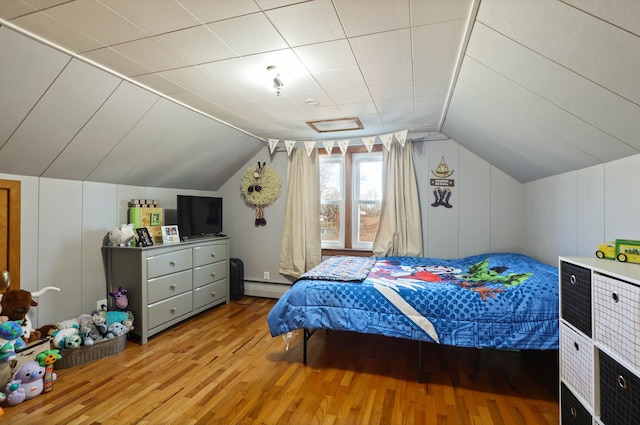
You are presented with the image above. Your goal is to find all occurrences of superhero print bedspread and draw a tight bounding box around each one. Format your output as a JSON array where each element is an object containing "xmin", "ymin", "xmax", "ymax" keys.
[{"xmin": 267, "ymin": 253, "xmax": 559, "ymax": 349}]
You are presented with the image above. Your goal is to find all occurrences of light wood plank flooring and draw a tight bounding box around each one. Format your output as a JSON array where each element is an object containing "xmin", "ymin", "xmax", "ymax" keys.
[{"xmin": 2, "ymin": 297, "xmax": 559, "ymax": 424}]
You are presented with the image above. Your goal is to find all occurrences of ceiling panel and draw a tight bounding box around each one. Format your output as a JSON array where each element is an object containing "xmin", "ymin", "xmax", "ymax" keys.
[
  {"xmin": 466, "ymin": 22, "xmax": 640, "ymax": 149},
  {"xmin": 334, "ymin": 0, "xmax": 410, "ymax": 37},
  {"xmin": 87, "ymin": 98, "xmax": 188, "ymax": 184},
  {"xmin": 43, "ymin": 81, "xmax": 160, "ymax": 180},
  {"xmin": 477, "ymin": 0, "xmax": 640, "ymax": 104},
  {"xmin": 100, "ymin": 0, "xmax": 201, "ymax": 36},
  {"xmin": 0, "ymin": 26, "xmax": 69, "ymax": 145},
  {"xmin": 0, "ymin": 58, "xmax": 120, "ymax": 176},
  {"xmin": 265, "ymin": 0, "xmax": 346, "ymax": 46},
  {"xmin": 458, "ymin": 57, "xmax": 638, "ymax": 163},
  {"xmin": 44, "ymin": 0, "xmax": 149, "ymax": 46}
]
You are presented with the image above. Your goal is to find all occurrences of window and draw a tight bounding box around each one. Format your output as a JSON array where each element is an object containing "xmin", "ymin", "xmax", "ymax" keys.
[{"xmin": 320, "ymin": 146, "xmax": 382, "ymax": 250}]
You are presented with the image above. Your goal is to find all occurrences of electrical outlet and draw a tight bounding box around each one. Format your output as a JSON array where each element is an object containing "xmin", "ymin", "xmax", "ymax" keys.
[
  {"xmin": 264, "ymin": 271, "xmax": 270, "ymax": 280},
  {"xmin": 96, "ymin": 298, "xmax": 107, "ymax": 311}
]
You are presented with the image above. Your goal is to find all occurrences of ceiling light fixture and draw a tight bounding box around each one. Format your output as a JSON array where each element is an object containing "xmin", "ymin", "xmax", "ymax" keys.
[{"xmin": 267, "ymin": 65, "xmax": 284, "ymax": 96}]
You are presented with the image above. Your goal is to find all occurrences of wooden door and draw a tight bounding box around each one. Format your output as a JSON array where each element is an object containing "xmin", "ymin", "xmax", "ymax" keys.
[{"xmin": 0, "ymin": 179, "xmax": 20, "ymax": 290}]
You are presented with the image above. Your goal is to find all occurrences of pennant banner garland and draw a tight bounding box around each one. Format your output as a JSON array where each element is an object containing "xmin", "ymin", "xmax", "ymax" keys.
[
  {"xmin": 268, "ymin": 129, "xmax": 409, "ymax": 156},
  {"xmin": 337, "ymin": 139, "xmax": 350, "ymax": 156},
  {"xmin": 284, "ymin": 140, "xmax": 296, "ymax": 156},
  {"xmin": 304, "ymin": 141, "xmax": 316, "ymax": 156},
  {"xmin": 268, "ymin": 138, "xmax": 279, "ymax": 154},
  {"xmin": 362, "ymin": 136, "xmax": 375, "ymax": 153}
]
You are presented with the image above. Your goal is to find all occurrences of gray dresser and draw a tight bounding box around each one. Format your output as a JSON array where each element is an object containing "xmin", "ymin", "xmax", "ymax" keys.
[{"xmin": 104, "ymin": 237, "xmax": 229, "ymax": 344}]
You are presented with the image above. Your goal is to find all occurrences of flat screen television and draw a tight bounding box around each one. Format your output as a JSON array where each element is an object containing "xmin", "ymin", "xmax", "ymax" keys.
[{"xmin": 177, "ymin": 195, "xmax": 223, "ymax": 239}]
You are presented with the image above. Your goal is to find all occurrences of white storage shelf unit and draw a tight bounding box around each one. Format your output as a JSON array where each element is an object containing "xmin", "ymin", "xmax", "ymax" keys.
[{"xmin": 559, "ymin": 256, "xmax": 640, "ymax": 425}]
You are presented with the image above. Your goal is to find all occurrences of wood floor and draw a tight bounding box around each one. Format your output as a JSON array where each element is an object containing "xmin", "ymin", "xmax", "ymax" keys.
[{"xmin": 2, "ymin": 297, "xmax": 559, "ymax": 425}]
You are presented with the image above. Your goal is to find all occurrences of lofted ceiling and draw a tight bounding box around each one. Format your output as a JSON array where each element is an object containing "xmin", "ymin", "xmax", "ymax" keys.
[{"xmin": 0, "ymin": 0, "xmax": 639, "ymax": 189}]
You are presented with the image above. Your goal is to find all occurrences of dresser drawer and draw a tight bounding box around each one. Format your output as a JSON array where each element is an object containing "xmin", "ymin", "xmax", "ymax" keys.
[
  {"xmin": 193, "ymin": 244, "xmax": 227, "ymax": 267},
  {"xmin": 594, "ymin": 273, "xmax": 640, "ymax": 366},
  {"xmin": 147, "ymin": 248, "xmax": 192, "ymax": 279},
  {"xmin": 148, "ymin": 291, "xmax": 193, "ymax": 329},
  {"xmin": 599, "ymin": 350, "xmax": 640, "ymax": 425},
  {"xmin": 560, "ymin": 323, "xmax": 593, "ymax": 408},
  {"xmin": 147, "ymin": 269, "xmax": 192, "ymax": 304},
  {"xmin": 194, "ymin": 261, "xmax": 227, "ymax": 288},
  {"xmin": 194, "ymin": 279, "xmax": 228, "ymax": 310},
  {"xmin": 560, "ymin": 383, "xmax": 592, "ymax": 425},
  {"xmin": 561, "ymin": 261, "xmax": 592, "ymax": 337}
]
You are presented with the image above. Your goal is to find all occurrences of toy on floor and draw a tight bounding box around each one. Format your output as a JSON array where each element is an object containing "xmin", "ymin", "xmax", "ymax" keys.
[
  {"xmin": 0, "ymin": 318, "xmax": 25, "ymax": 362},
  {"xmin": 0, "ymin": 286, "xmax": 61, "ymax": 343},
  {"xmin": 36, "ymin": 349, "xmax": 61, "ymax": 393},
  {"xmin": 4, "ymin": 360, "xmax": 48, "ymax": 405}
]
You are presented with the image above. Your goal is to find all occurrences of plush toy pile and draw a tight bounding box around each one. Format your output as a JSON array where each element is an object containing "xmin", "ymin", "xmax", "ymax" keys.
[{"xmin": 50, "ymin": 308, "xmax": 134, "ymax": 350}]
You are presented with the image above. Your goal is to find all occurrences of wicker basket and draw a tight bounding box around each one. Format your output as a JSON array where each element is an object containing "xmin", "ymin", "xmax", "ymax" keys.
[{"xmin": 56, "ymin": 333, "xmax": 127, "ymax": 369}]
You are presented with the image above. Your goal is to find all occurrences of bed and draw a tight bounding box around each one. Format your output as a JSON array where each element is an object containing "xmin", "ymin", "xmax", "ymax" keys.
[{"xmin": 267, "ymin": 253, "xmax": 559, "ymax": 380}]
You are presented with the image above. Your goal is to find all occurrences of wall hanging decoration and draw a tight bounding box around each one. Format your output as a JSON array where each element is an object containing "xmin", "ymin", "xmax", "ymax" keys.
[
  {"xmin": 241, "ymin": 162, "xmax": 282, "ymax": 226},
  {"xmin": 430, "ymin": 156, "xmax": 455, "ymax": 208}
]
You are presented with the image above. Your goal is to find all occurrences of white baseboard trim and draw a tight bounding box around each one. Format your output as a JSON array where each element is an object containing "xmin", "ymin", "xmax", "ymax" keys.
[{"xmin": 244, "ymin": 281, "xmax": 290, "ymax": 299}]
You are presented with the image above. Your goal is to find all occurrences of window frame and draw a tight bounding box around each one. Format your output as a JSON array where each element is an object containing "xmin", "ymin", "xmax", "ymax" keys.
[{"xmin": 319, "ymin": 145, "xmax": 383, "ymax": 253}]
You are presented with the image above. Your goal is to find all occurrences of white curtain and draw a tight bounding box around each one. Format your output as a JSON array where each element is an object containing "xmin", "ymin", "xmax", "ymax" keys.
[
  {"xmin": 373, "ymin": 140, "xmax": 423, "ymax": 257},
  {"xmin": 279, "ymin": 148, "xmax": 322, "ymax": 277}
]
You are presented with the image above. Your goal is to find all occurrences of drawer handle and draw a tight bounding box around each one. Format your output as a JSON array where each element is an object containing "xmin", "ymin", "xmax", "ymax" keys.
[
  {"xmin": 570, "ymin": 407, "xmax": 577, "ymax": 417},
  {"xmin": 170, "ymin": 307, "xmax": 177, "ymax": 314},
  {"xmin": 170, "ymin": 284, "xmax": 176, "ymax": 291},
  {"xmin": 573, "ymin": 342, "xmax": 579, "ymax": 351},
  {"xmin": 211, "ymin": 272, "xmax": 216, "ymax": 278},
  {"xmin": 618, "ymin": 375, "xmax": 628, "ymax": 390},
  {"xmin": 169, "ymin": 261, "xmax": 176, "ymax": 267},
  {"xmin": 211, "ymin": 292, "xmax": 216, "ymax": 298},
  {"xmin": 612, "ymin": 292, "xmax": 619, "ymax": 303},
  {"xmin": 211, "ymin": 253, "xmax": 216, "ymax": 258},
  {"xmin": 570, "ymin": 274, "xmax": 576, "ymax": 284}
]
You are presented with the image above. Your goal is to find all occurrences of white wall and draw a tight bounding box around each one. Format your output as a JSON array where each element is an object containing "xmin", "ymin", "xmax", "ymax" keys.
[
  {"xmin": 524, "ymin": 153, "xmax": 640, "ymax": 264},
  {"xmin": 219, "ymin": 138, "xmax": 526, "ymax": 297},
  {"xmin": 0, "ymin": 173, "xmax": 217, "ymax": 328}
]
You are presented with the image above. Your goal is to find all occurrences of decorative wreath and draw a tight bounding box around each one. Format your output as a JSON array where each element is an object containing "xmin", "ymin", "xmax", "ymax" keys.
[{"xmin": 241, "ymin": 162, "xmax": 282, "ymax": 226}]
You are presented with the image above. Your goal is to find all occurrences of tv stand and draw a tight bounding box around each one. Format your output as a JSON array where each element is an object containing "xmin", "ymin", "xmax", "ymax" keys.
[{"xmin": 103, "ymin": 236, "xmax": 230, "ymax": 344}]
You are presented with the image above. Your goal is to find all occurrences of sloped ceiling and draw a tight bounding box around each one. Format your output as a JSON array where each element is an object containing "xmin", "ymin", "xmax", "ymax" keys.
[{"xmin": 0, "ymin": 0, "xmax": 639, "ymax": 188}]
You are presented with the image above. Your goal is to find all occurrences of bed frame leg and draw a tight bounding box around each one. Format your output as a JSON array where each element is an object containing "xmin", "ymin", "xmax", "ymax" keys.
[
  {"xmin": 418, "ymin": 341, "xmax": 424, "ymax": 383},
  {"xmin": 303, "ymin": 329, "xmax": 317, "ymax": 365}
]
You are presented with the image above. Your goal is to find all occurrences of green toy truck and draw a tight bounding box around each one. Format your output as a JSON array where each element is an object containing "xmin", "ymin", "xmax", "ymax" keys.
[{"xmin": 596, "ymin": 239, "xmax": 640, "ymax": 263}]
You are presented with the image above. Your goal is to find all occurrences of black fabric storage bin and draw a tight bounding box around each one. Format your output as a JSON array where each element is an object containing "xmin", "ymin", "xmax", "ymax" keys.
[
  {"xmin": 230, "ymin": 257, "xmax": 245, "ymax": 301},
  {"xmin": 561, "ymin": 383, "xmax": 592, "ymax": 425},
  {"xmin": 600, "ymin": 350, "xmax": 640, "ymax": 425},
  {"xmin": 561, "ymin": 261, "xmax": 592, "ymax": 337}
]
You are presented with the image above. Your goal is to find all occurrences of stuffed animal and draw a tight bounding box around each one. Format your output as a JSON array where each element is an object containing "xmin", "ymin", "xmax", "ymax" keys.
[
  {"xmin": 77, "ymin": 313, "xmax": 93, "ymax": 327},
  {"xmin": 0, "ymin": 286, "xmax": 60, "ymax": 343},
  {"xmin": 79, "ymin": 322, "xmax": 101, "ymax": 345},
  {"xmin": 0, "ymin": 319, "xmax": 25, "ymax": 362},
  {"xmin": 51, "ymin": 327, "xmax": 78, "ymax": 349},
  {"xmin": 56, "ymin": 317, "xmax": 79, "ymax": 330},
  {"xmin": 108, "ymin": 287, "xmax": 129, "ymax": 311},
  {"xmin": 4, "ymin": 360, "xmax": 47, "ymax": 405},
  {"xmin": 105, "ymin": 311, "xmax": 130, "ymax": 328},
  {"xmin": 63, "ymin": 333, "xmax": 82, "ymax": 349},
  {"xmin": 105, "ymin": 322, "xmax": 127, "ymax": 339}
]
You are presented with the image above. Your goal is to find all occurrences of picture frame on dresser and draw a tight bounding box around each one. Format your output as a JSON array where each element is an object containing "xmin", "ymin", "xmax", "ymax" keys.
[
  {"xmin": 161, "ymin": 225, "xmax": 180, "ymax": 244},
  {"xmin": 135, "ymin": 227, "xmax": 153, "ymax": 247}
]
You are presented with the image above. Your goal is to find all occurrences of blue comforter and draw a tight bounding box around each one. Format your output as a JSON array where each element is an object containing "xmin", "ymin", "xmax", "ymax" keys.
[{"xmin": 267, "ymin": 253, "xmax": 559, "ymax": 350}]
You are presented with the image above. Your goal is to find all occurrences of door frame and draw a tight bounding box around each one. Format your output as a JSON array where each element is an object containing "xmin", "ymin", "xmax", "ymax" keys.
[{"xmin": 1, "ymin": 179, "xmax": 21, "ymax": 290}]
